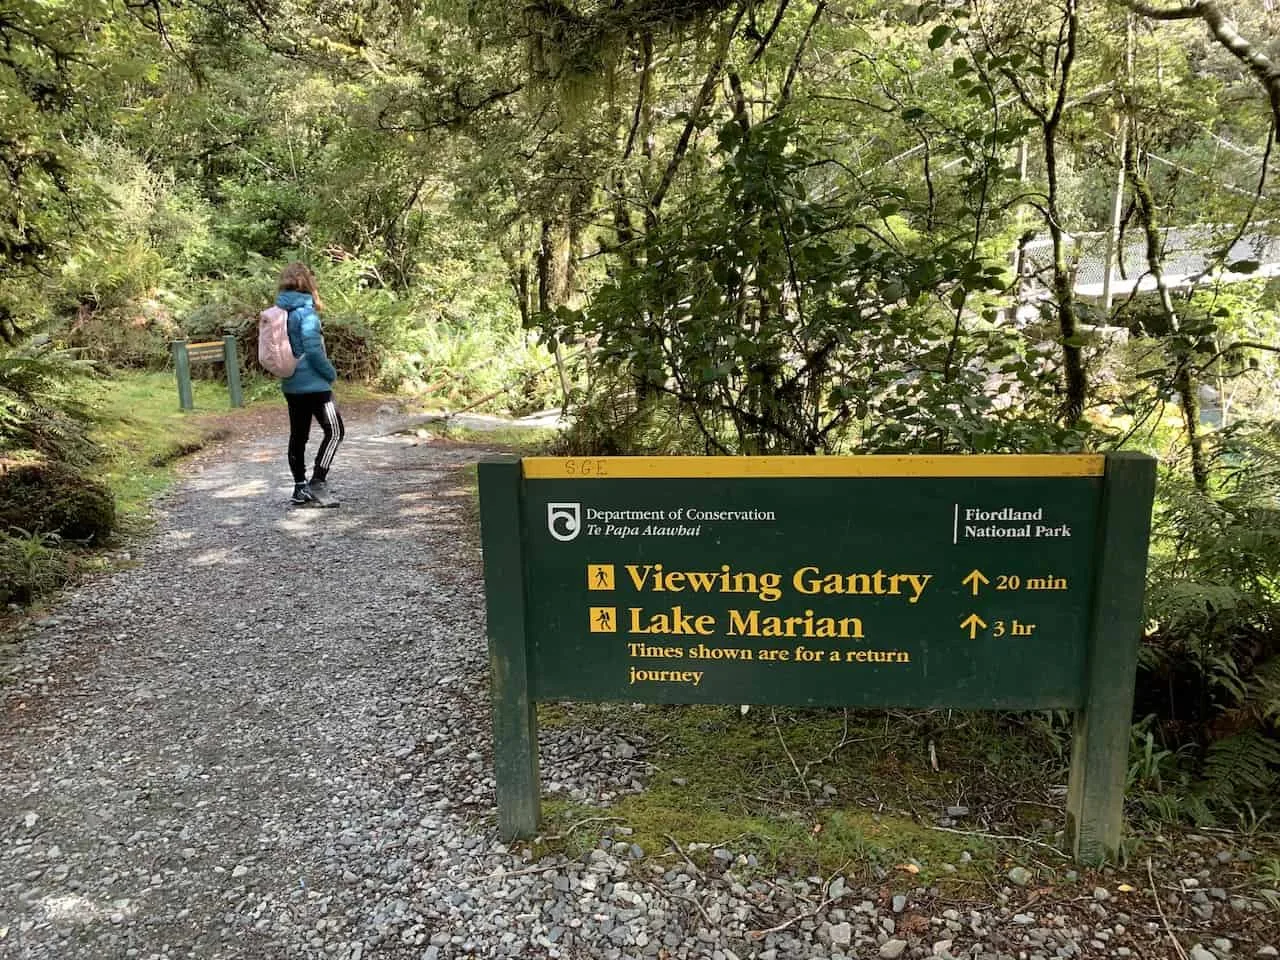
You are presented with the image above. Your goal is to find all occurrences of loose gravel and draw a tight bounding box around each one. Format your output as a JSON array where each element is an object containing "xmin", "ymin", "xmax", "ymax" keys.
[{"xmin": 1, "ymin": 415, "xmax": 1277, "ymax": 959}]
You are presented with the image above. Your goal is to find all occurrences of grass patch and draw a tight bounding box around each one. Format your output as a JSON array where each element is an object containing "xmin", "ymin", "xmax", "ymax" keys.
[
  {"xmin": 93, "ymin": 371, "xmax": 278, "ymax": 522},
  {"xmin": 533, "ymin": 702, "xmax": 1070, "ymax": 886}
]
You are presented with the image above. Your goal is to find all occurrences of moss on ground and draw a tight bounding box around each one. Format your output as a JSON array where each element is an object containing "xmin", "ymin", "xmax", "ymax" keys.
[{"xmin": 530, "ymin": 702, "xmax": 1076, "ymax": 887}]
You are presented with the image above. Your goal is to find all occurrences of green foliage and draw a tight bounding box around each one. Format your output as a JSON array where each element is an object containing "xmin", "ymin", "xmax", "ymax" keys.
[
  {"xmin": 1133, "ymin": 420, "xmax": 1280, "ymax": 820},
  {"xmin": 0, "ymin": 344, "xmax": 98, "ymax": 465},
  {"xmin": 551, "ymin": 112, "xmax": 1091, "ymax": 455},
  {"xmin": 550, "ymin": 371, "xmax": 716, "ymax": 456},
  {"xmin": 0, "ymin": 529, "xmax": 69, "ymax": 608},
  {"xmin": 1258, "ymin": 857, "xmax": 1280, "ymax": 888},
  {"xmin": 1143, "ymin": 449, "xmax": 1280, "ymax": 721},
  {"xmin": 406, "ymin": 319, "xmax": 560, "ymax": 414},
  {"xmin": 1203, "ymin": 731, "xmax": 1280, "ymax": 796},
  {"xmin": 1127, "ymin": 717, "xmax": 1183, "ymax": 792}
]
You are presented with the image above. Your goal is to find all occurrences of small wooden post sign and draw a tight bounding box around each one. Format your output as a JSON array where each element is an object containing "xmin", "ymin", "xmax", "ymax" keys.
[
  {"xmin": 479, "ymin": 453, "xmax": 1156, "ymax": 863},
  {"xmin": 171, "ymin": 336, "xmax": 244, "ymax": 411}
]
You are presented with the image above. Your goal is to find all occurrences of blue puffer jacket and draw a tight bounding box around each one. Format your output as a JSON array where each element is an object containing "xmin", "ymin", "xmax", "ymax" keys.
[{"xmin": 277, "ymin": 290, "xmax": 338, "ymax": 395}]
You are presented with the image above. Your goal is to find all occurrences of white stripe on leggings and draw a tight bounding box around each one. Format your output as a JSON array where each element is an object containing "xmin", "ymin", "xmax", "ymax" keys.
[{"xmin": 319, "ymin": 401, "xmax": 342, "ymax": 470}]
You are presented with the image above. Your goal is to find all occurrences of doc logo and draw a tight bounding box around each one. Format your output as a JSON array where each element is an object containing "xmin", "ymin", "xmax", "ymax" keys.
[{"xmin": 547, "ymin": 502, "xmax": 582, "ymax": 542}]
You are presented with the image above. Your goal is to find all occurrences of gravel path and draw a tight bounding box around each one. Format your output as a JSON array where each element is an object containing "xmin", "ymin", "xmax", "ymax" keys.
[
  {"xmin": 0, "ymin": 422, "xmax": 632, "ymax": 959},
  {"xmin": 1, "ymin": 417, "xmax": 1277, "ymax": 960}
]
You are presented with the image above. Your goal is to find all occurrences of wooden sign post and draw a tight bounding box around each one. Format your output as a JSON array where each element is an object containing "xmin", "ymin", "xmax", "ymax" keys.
[
  {"xmin": 171, "ymin": 336, "xmax": 244, "ymax": 411},
  {"xmin": 479, "ymin": 453, "xmax": 1156, "ymax": 863}
]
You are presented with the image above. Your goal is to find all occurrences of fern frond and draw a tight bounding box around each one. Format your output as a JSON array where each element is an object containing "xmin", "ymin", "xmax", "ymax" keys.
[
  {"xmin": 1203, "ymin": 731, "xmax": 1280, "ymax": 796},
  {"xmin": 1248, "ymin": 656, "xmax": 1280, "ymax": 723}
]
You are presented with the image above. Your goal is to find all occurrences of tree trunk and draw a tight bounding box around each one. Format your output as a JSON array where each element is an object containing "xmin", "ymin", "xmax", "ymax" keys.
[
  {"xmin": 1045, "ymin": 136, "xmax": 1088, "ymax": 425},
  {"xmin": 1123, "ymin": 137, "xmax": 1210, "ymax": 490},
  {"xmin": 1037, "ymin": 0, "xmax": 1087, "ymax": 425}
]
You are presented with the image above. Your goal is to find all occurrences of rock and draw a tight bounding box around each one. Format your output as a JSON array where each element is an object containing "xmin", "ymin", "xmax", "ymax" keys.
[
  {"xmin": 933, "ymin": 939, "xmax": 954, "ymax": 956},
  {"xmin": 1256, "ymin": 947, "xmax": 1278, "ymax": 957},
  {"xmin": 828, "ymin": 922, "xmax": 852, "ymax": 947},
  {"xmin": 1012, "ymin": 913, "xmax": 1035, "ymax": 924},
  {"xmin": 1093, "ymin": 887, "xmax": 1110, "ymax": 901},
  {"xmin": 879, "ymin": 940, "xmax": 908, "ymax": 959},
  {"xmin": 1008, "ymin": 867, "xmax": 1033, "ymax": 887},
  {"xmin": 1190, "ymin": 946, "xmax": 1218, "ymax": 960},
  {"xmin": 945, "ymin": 806, "xmax": 969, "ymax": 817},
  {"xmin": 892, "ymin": 894, "xmax": 907, "ymax": 912}
]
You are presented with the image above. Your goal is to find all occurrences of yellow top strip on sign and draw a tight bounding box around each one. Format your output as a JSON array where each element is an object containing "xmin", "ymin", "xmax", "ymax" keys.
[{"xmin": 522, "ymin": 455, "xmax": 1106, "ymax": 479}]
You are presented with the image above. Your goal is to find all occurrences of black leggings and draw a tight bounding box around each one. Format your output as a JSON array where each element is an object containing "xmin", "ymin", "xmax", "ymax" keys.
[{"xmin": 286, "ymin": 391, "xmax": 344, "ymax": 484}]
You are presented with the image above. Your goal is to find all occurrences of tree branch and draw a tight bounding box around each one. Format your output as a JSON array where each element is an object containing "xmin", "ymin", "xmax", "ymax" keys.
[
  {"xmin": 622, "ymin": 32, "xmax": 654, "ymax": 161},
  {"xmin": 749, "ymin": 0, "xmax": 791, "ymax": 65},
  {"xmin": 649, "ymin": 5, "xmax": 746, "ymax": 223},
  {"xmin": 779, "ymin": 1, "xmax": 826, "ymax": 109},
  {"xmin": 1125, "ymin": 0, "xmax": 1280, "ymax": 138}
]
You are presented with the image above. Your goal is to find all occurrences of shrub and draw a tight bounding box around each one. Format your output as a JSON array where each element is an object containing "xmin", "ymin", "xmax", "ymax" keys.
[
  {"xmin": 0, "ymin": 462, "xmax": 116, "ymax": 543},
  {"xmin": 551, "ymin": 371, "xmax": 713, "ymax": 455},
  {"xmin": 0, "ymin": 344, "xmax": 99, "ymax": 466},
  {"xmin": 62, "ymin": 300, "xmax": 181, "ymax": 369},
  {"xmin": 1135, "ymin": 421, "xmax": 1280, "ymax": 818},
  {"xmin": 0, "ymin": 530, "xmax": 68, "ymax": 607}
]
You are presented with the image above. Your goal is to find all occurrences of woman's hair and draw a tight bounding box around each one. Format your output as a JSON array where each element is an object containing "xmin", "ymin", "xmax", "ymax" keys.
[{"xmin": 277, "ymin": 262, "xmax": 324, "ymax": 311}]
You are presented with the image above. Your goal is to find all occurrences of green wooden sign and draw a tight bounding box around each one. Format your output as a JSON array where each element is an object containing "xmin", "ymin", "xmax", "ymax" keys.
[
  {"xmin": 479, "ymin": 453, "xmax": 1156, "ymax": 863},
  {"xmin": 171, "ymin": 337, "xmax": 244, "ymax": 412}
]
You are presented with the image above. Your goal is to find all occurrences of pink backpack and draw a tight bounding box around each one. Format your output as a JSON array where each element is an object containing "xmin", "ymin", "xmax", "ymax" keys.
[{"xmin": 258, "ymin": 306, "xmax": 298, "ymax": 377}]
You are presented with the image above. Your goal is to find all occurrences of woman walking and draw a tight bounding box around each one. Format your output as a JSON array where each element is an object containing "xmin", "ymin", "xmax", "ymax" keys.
[{"xmin": 276, "ymin": 262, "xmax": 343, "ymax": 504}]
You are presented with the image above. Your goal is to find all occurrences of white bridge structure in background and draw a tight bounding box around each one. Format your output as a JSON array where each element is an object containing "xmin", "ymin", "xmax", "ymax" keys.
[
  {"xmin": 1021, "ymin": 226, "xmax": 1280, "ymax": 305},
  {"xmin": 1013, "ymin": 227, "xmax": 1280, "ymax": 429}
]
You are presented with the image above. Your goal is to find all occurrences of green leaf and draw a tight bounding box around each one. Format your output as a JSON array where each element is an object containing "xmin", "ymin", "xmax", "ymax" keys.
[{"xmin": 928, "ymin": 24, "xmax": 953, "ymax": 49}]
